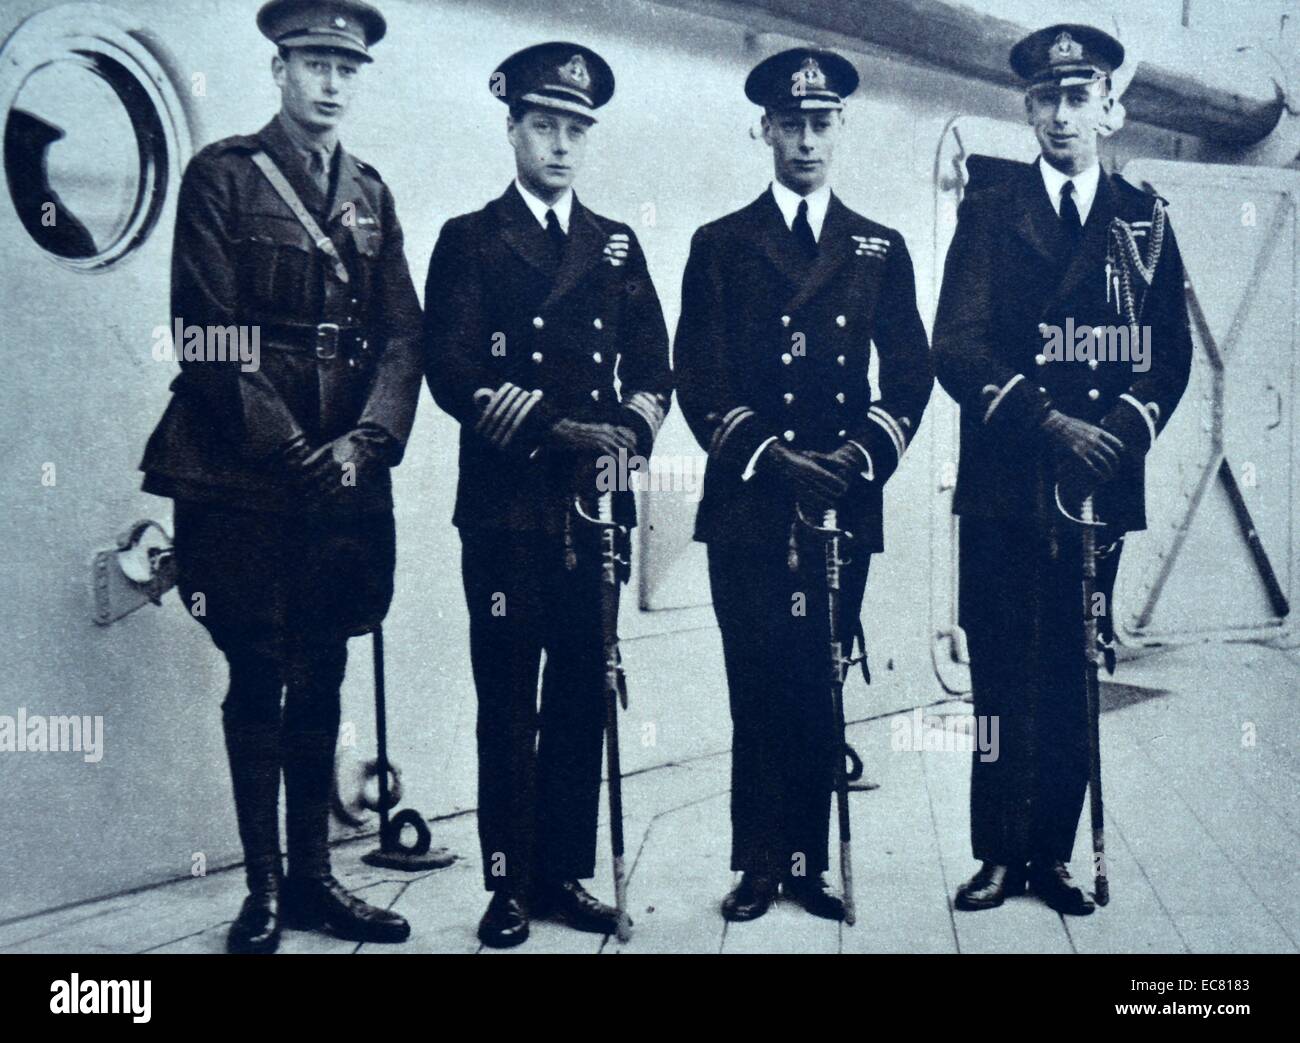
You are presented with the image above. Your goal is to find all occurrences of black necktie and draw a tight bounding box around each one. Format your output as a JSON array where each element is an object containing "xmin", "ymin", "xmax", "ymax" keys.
[
  {"xmin": 306, "ymin": 149, "xmax": 329, "ymax": 197},
  {"xmin": 545, "ymin": 208, "xmax": 566, "ymax": 253},
  {"xmin": 793, "ymin": 199, "xmax": 818, "ymax": 258},
  {"xmin": 1060, "ymin": 180, "xmax": 1082, "ymax": 242}
]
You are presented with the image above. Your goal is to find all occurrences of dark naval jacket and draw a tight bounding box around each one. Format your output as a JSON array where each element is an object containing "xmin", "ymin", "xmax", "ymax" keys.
[
  {"xmin": 423, "ymin": 183, "xmax": 672, "ymax": 533},
  {"xmin": 932, "ymin": 156, "xmax": 1193, "ymax": 532},
  {"xmin": 140, "ymin": 116, "xmax": 423, "ymax": 514},
  {"xmin": 675, "ymin": 188, "xmax": 933, "ymax": 550}
]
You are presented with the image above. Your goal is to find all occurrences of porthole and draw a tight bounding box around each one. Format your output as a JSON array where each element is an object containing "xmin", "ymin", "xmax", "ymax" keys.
[{"xmin": 0, "ymin": 4, "xmax": 192, "ymax": 271}]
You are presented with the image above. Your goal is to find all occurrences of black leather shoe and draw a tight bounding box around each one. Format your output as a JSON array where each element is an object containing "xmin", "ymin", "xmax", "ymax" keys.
[
  {"xmin": 721, "ymin": 873, "xmax": 777, "ymax": 922},
  {"xmin": 534, "ymin": 879, "xmax": 625, "ymax": 934},
  {"xmin": 783, "ymin": 873, "xmax": 846, "ymax": 921},
  {"xmin": 1028, "ymin": 860, "xmax": 1095, "ymax": 916},
  {"xmin": 953, "ymin": 862, "xmax": 1028, "ymax": 911},
  {"xmin": 478, "ymin": 891, "xmax": 530, "ymax": 948},
  {"xmin": 227, "ymin": 885, "xmax": 281, "ymax": 954},
  {"xmin": 281, "ymin": 874, "xmax": 411, "ymax": 942}
]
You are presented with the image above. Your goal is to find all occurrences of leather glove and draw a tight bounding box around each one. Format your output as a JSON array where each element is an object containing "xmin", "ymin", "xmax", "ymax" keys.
[
  {"xmin": 763, "ymin": 443, "xmax": 848, "ymax": 512},
  {"xmin": 548, "ymin": 418, "xmax": 638, "ymax": 458},
  {"xmin": 808, "ymin": 443, "xmax": 871, "ymax": 486},
  {"xmin": 301, "ymin": 428, "xmax": 387, "ymax": 499},
  {"xmin": 1041, "ymin": 409, "xmax": 1125, "ymax": 482}
]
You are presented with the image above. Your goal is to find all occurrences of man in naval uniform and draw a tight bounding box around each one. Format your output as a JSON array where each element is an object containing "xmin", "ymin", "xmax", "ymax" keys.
[
  {"xmin": 423, "ymin": 42, "xmax": 672, "ymax": 948},
  {"xmin": 676, "ymin": 49, "xmax": 933, "ymax": 922},
  {"xmin": 139, "ymin": 0, "xmax": 423, "ymax": 952},
  {"xmin": 933, "ymin": 24, "xmax": 1193, "ymax": 915}
]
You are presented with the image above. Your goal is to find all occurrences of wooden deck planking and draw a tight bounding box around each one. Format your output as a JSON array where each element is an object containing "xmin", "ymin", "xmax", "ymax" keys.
[
  {"xmin": 1097, "ymin": 707, "xmax": 1296, "ymax": 953},
  {"xmin": 2, "ymin": 642, "xmax": 1296, "ymax": 954},
  {"xmin": 842, "ymin": 718, "xmax": 958, "ymax": 954},
  {"xmin": 607, "ymin": 787, "xmax": 731, "ymax": 954},
  {"xmin": 1104, "ymin": 695, "xmax": 1299, "ymax": 952},
  {"xmin": 919, "ymin": 714, "xmax": 1076, "ymax": 955}
]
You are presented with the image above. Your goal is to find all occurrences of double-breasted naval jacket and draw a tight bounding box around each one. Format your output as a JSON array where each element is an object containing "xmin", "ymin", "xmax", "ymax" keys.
[
  {"xmin": 933, "ymin": 156, "xmax": 1193, "ymax": 532},
  {"xmin": 675, "ymin": 188, "xmax": 933, "ymax": 550},
  {"xmin": 423, "ymin": 183, "xmax": 672, "ymax": 533}
]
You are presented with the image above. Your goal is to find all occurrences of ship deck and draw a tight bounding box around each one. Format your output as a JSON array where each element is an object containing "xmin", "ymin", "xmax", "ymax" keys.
[{"xmin": 3, "ymin": 641, "xmax": 1296, "ymax": 955}]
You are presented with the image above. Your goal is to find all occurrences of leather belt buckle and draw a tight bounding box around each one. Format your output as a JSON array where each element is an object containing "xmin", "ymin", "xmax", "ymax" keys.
[{"xmin": 315, "ymin": 323, "xmax": 340, "ymax": 360}]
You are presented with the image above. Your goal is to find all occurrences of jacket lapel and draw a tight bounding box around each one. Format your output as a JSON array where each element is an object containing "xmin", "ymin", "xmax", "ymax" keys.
[
  {"xmin": 1041, "ymin": 171, "xmax": 1117, "ymax": 318},
  {"xmin": 747, "ymin": 188, "xmax": 806, "ymax": 295},
  {"xmin": 255, "ymin": 117, "xmax": 328, "ymax": 217},
  {"xmin": 494, "ymin": 182, "xmax": 555, "ymax": 278},
  {"xmin": 783, "ymin": 192, "xmax": 855, "ymax": 314},
  {"xmin": 328, "ymin": 148, "xmax": 368, "ymax": 226},
  {"xmin": 1012, "ymin": 160, "xmax": 1068, "ymax": 266},
  {"xmin": 541, "ymin": 196, "xmax": 604, "ymax": 311}
]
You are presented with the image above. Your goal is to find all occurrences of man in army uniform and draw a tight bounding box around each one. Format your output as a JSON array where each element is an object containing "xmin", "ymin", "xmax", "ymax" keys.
[
  {"xmin": 933, "ymin": 24, "xmax": 1193, "ymax": 915},
  {"xmin": 676, "ymin": 49, "xmax": 933, "ymax": 922},
  {"xmin": 424, "ymin": 42, "xmax": 672, "ymax": 948},
  {"xmin": 139, "ymin": 0, "xmax": 423, "ymax": 952}
]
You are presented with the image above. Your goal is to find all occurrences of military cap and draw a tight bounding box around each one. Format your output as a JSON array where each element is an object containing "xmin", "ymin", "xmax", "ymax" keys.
[
  {"xmin": 1010, "ymin": 24, "xmax": 1124, "ymax": 88},
  {"xmin": 492, "ymin": 43, "xmax": 615, "ymax": 122},
  {"xmin": 745, "ymin": 48, "xmax": 859, "ymax": 112},
  {"xmin": 257, "ymin": 0, "xmax": 387, "ymax": 63}
]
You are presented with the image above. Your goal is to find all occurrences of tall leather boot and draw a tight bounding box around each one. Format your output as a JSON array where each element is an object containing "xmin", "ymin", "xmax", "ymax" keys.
[
  {"xmin": 222, "ymin": 720, "xmax": 284, "ymax": 954},
  {"xmin": 282, "ymin": 723, "xmax": 337, "ymax": 883},
  {"xmin": 280, "ymin": 656, "xmax": 410, "ymax": 943},
  {"xmin": 281, "ymin": 722, "xmax": 410, "ymax": 942}
]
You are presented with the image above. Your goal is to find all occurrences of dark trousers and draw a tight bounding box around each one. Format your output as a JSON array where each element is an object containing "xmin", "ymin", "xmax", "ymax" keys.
[
  {"xmin": 460, "ymin": 528, "xmax": 610, "ymax": 893},
  {"xmin": 173, "ymin": 501, "xmax": 375, "ymax": 884},
  {"xmin": 707, "ymin": 537, "xmax": 870, "ymax": 879},
  {"xmin": 959, "ymin": 516, "xmax": 1122, "ymax": 865}
]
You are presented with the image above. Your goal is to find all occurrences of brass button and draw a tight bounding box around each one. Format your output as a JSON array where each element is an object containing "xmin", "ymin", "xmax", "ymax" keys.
[
  {"xmin": 1088, "ymin": 358, "xmax": 1099, "ymax": 370},
  {"xmin": 1037, "ymin": 322, "xmax": 1048, "ymax": 334},
  {"xmin": 780, "ymin": 315, "xmax": 791, "ymax": 327},
  {"xmin": 781, "ymin": 353, "xmax": 793, "ymax": 365},
  {"xmin": 837, "ymin": 355, "xmax": 846, "ymax": 366},
  {"xmin": 531, "ymin": 351, "xmax": 543, "ymax": 363},
  {"xmin": 836, "ymin": 392, "xmax": 846, "ymax": 404},
  {"xmin": 1034, "ymin": 353, "xmax": 1046, "ymax": 366},
  {"xmin": 591, "ymin": 389, "xmax": 601, "ymax": 401},
  {"xmin": 782, "ymin": 429, "xmax": 796, "ymax": 443},
  {"xmin": 1088, "ymin": 388, "xmax": 1100, "ymax": 401},
  {"xmin": 837, "ymin": 429, "xmax": 846, "ymax": 438},
  {"xmin": 592, "ymin": 351, "xmax": 603, "ymax": 364},
  {"xmin": 593, "ymin": 318, "xmax": 603, "ymax": 330},
  {"xmin": 835, "ymin": 315, "xmax": 846, "ymax": 327},
  {"xmin": 783, "ymin": 392, "xmax": 794, "ymax": 404},
  {"xmin": 532, "ymin": 316, "xmax": 544, "ymax": 329}
]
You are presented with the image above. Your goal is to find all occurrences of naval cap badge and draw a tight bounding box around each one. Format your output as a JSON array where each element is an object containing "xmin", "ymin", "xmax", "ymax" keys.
[
  {"xmin": 1051, "ymin": 31, "xmax": 1083, "ymax": 63},
  {"xmin": 797, "ymin": 56, "xmax": 827, "ymax": 90},
  {"xmin": 559, "ymin": 54, "xmax": 591, "ymax": 91}
]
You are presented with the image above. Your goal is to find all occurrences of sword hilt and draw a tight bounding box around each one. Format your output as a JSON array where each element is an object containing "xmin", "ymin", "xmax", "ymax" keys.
[{"xmin": 795, "ymin": 503, "xmax": 851, "ymax": 539}]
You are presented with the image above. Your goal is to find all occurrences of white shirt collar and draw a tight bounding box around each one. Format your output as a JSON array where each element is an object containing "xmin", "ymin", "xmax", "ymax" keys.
[
  {"xmin": 514, "ymin": 178, "xmax": 573, "ymax": 233},
  {"xmin": 770, "ymin": 180, "xmax": 832, "ymax": 242},
  {"xmin": 1038, "ymin": 156, "xmax": 1100, "ymax": 225}
]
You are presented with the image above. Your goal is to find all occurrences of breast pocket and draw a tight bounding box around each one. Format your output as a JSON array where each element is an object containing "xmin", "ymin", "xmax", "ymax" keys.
[{"xmin": 239, "ymin": 213, "xmax": 314, "ymax": 309}]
